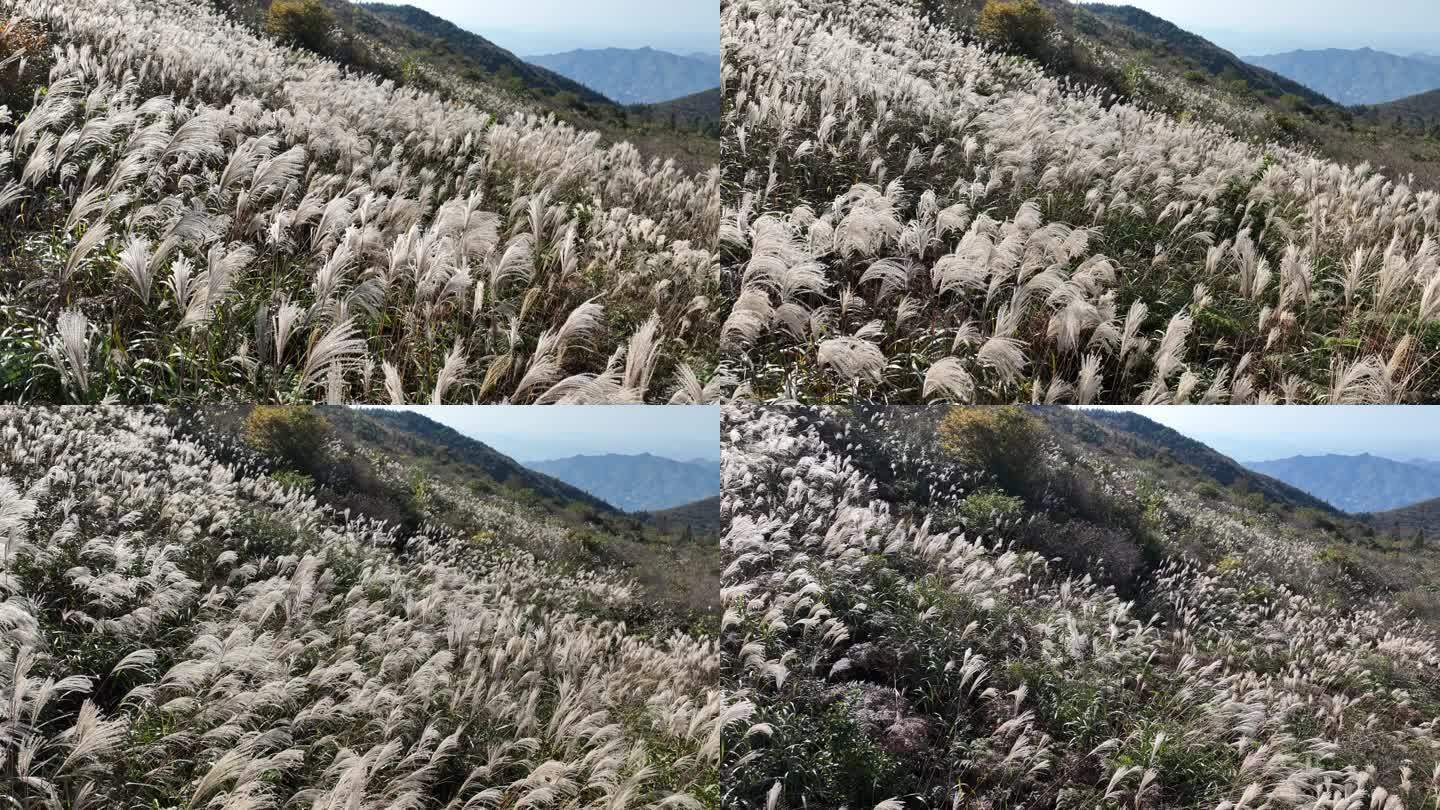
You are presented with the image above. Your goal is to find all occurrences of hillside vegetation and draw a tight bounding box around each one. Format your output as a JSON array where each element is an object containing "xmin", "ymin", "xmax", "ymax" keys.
[
  {"xmin": 212, "ymin": 0, "xmax": 722, "ymax": 168},
  {"xmin": 0, "ymin": 407, "xmax": 721, "ymax": 806},
  {"xmin": 720, "ymin": 0, "xmax": 1440, "ymax": 405},
  {"xmin": 0, "ymin": 0, "xmax": 722, "ymax": 404},
  {"xmin": 722, "ymin": 404, "xmax": 1440, "ymax": 807}
]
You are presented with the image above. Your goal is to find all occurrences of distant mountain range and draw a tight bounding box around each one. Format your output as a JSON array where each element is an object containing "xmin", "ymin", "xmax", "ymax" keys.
[
  {"xmin": 1247, "ymin": 48, "xmax": 1440, "ymax": 105},
  {"xmin": 526, "ymin": 453, "xmax": 720, "ymax": 512},
  {"xmin": 1243, "ymin": 454, "xmax": 1440, "ymax": 513},
  {"xmin": 526, "ymin": 47, "xmax": 720, "ymax": 104}
]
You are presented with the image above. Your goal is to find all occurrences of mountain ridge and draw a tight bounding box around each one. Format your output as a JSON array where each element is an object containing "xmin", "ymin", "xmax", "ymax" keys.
[
  {"xmin": 527, "ymin": 46, "xmax": 720, "ymax": 104},
  {"xmin": 527, "ymin": 453, "xmax": 720, "ymax": 512},
  {"xmin": 1244, "ymin": 453, "xmax": 1440, "ymax": 513},
  {"xmin": 1247, "ymin": 47, "xmax": 1440, "ymax": 105}
]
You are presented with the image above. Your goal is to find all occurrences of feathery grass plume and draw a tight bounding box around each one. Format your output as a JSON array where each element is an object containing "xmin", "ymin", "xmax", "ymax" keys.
[
  {"xmin": 923, "ymin": 357, "xmax": 975, "ymax": 402},
  {"xmin": 554, "ymin": 299, "xmax": 604, "ymax": 364},
  {"xmin": 1152, "ymin": 311, "xmax": 1192, "ymax": 381},
  {"xmin": 668, "ymin": 363, "xmax": 732, "ymax": 405},
  {"xmin": 300, "ymin": 319, "xmax": 364, "ymax": 393},
  {"xmin": 976, "ymin": 336, "xmax": 1028, "ymax": 385},
  {"xmin": 0, "ymin": 476, "xmax": 36, "ymax": 561},
  {"xmin": 62, "ymin": 223, "xmax": 111, "ymax": 285},
  {"xmin": 621, "ymin": 314, "xmax": 664, "ymax": 399},
  {"xmin": 116, "ymin": 234, "xmax": 154, "ymax": 304},
  {"xmin": 431, "ymin": 341, "xmax": 467, "ymax": 405},
  {"xmin": 817, "ymin": 337, "xmax": 885, "ymax": 385},
  {"xmin": 1075, "ymin": 353, "xmax": 1103, "ymax": 404},
  {"xmin": 382, "ymin": 360, "xmax": 405, "ymax": 405},
  {"xmin": 52, "ymin": 309, "xmax": 92, "ymax": 396}
]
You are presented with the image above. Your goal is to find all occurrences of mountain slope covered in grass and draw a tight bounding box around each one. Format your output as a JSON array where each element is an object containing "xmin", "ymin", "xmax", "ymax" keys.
[
  {"xmin": 1248, "ymin": 47, "xmax": 1440, "ymax": 105},
  {"xmin": 528, "ymin": 47, "xmax": 721, "ymax": 104},
  {"xmin": 528, "ymin": 453, "xmax": 721, "ymax": 511},
  {"xmin": 0, "ymin": 407, "xmax": 720, "ymax": 805},
  {"xmin": 1245, "ymin": 453, "xmax": 1440, "ymax": 512},
  {"xmin": 0, "ymin": 0, "xmax": 721, "ymax": 404},
  {"xmin": 720, "ymin": 0, "xmax": 1440, "ymax": 405},
  {"xmin": 722, "ymin": 403, "xmax": 1440, "ymax": 807}
]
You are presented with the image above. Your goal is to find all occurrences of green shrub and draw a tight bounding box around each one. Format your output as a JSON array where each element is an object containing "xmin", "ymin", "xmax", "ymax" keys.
[
  {"xmin": 938, "ymin": 406, "xmax": 1043, "ymax": 491},
  {"xmin": 265, "ymin": 0, "xmax": 334, "ymax": 53},
  {"xmin": 270, "ymin": 469, "xmax": 314, "ymax": 492},
  {"xmin": 243, "ymin": 405, "xmax": 331, "ymax": 472},
  {"xmin": 978, "ymin": 0, "xmax": 1056, "ymax": 58},
  {"xmin": 959, "ymin": 488, "xmax": 1024, "ymax": 530}
]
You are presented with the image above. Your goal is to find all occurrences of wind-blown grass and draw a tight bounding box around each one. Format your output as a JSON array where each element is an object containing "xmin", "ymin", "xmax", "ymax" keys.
[
  {"xmin": 0, "ymin": 0, "xmax": 721, "ymax": 403},
  {"xmin": 722, "ymin": 403, "xmax": 1440, "ymax": 808},
  {"xmin": 0, "ymin": 407, "xmax": 720, "ymax": 806},
  {"xmin": 719, "ymin": 0, "xmax": 1440, "ymax": 403}
]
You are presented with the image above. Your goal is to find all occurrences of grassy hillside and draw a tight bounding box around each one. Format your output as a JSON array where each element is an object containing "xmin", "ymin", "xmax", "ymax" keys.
[
  {"xmin": 722, "ymin": 403, "xmax": 1440, "ymax": 807},
  {"xmin": 1050, "ymin": 408, "xmax": 1345, "ymax": 515},
  {"xmin": 332, "ymin": 407, "xmax": 619, "ymax": 516},
  {"xmin": 1367, "ymin": 495, "xmax": 1440, "ymax": 538},
  {"xmin": 0, "ymin": 0, "xmax": 720, "ymax": 405},
  {"xmin": 359, "ymin": 3, "xmax": 614, "ymax": 103},
  {"xmin": 0, "ymin": 407, "xmax": 719, "ymax": 806},
  {"xmin": 720, "ymin": 0, "xmax": 1440, "ymax": 405},
  {"xmin": 212, "ymin": 0, "xmax": 720, "ymax": 168}
]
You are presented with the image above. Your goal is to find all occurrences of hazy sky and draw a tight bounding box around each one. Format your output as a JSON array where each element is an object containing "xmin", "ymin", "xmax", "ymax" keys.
[
  {"xmin": 1077, "ymin": 0, "xmax": 1440, "ymax": 55},
  {"xmin": 366, "ymin": 406, "xmax": 720, "ymax": 462},
  {"xmin": 381, "ymin": 0, "xmax": 719, "ymax": 55},
  {"xmin": 1089, "ymin": 406, "xmax": 1440, "ymax": 462}
]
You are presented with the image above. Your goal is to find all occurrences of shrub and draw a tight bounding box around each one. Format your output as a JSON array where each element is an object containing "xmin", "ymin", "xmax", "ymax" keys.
[
  {"xmin": 978, "ymin": 0, "xmax": 1056, "ymax": 58},
  {"xmin": 265, "ymin": 0, "xmax": 333, "ymax": 53},
  {"xmin": 958, "ymin": 488, "xmax": 1024, "ymax": 531},
  {"xmin": 242, "ymin": 405, "xmax": 332, "ymax": 472},
  {"xmin": 937, "ymin": 406, "xmax": 1043, "ymax": 491}
]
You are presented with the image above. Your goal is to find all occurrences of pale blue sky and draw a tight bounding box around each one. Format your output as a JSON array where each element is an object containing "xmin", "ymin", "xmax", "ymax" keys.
[
  {"xmin": 364, "ymin": 406, "xmax": 720, "ymax": 462},
  {"xmin": 366, "ymin": 0, "xmax": 718, "ymax": 55},
  {"xmin": 1088, "ymin": 406, "xmax": 1440, "ymax": 463},
  {"xmin": 1081, "ymin": 0, "xmax": 1440, "ymax": 56}
]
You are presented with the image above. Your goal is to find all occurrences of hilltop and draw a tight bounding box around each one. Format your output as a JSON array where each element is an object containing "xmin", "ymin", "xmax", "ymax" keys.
[{"xmin": 210, "ymin": 0, "xmax": 720, "ymax": 166}]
